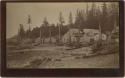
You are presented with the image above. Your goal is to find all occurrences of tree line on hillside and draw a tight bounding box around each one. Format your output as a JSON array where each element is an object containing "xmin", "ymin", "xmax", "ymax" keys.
[{"xmin": 17, "ymin": 3, "xmax": 119, "ymax": 41}]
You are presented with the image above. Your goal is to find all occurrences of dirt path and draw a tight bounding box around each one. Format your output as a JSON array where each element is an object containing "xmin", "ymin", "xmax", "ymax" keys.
[{"xmin": 7, "ymin": 46, "xmax": 119, "ymax": 68}]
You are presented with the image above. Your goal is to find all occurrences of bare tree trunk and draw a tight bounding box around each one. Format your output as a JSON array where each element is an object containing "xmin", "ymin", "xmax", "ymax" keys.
[
  {"xmin": 59, "ymin": 25, "xmax": 61, "ymax": 43},
  {"xmin": 40, "ymin": 28, "xmax": 42, "ymax": 44},
  {"xmin": 49, "ymin": 28, "xmax": 52, "ymax": 43}
]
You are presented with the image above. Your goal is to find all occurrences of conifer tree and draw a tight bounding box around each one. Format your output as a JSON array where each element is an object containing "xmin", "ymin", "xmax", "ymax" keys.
[
  {"xmin": 69, "ymin": 12, "xmax": 73, "ymax": 28},
  {"xmin": 100, "ymin": 3, "xmax": 109, "ymax": 32},
  {"xmin": 18, "ymin": 24, "xmax": 25, "ymax": 40},
  {"xmin": 58, "ymin": 12, "xmax": 65, "ymax": 43}
]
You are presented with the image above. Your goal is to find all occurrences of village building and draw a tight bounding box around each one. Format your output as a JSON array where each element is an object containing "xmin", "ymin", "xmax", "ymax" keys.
[{"xmin": 62, "ymin": 28, "xmax": 107, "ymax": 44}]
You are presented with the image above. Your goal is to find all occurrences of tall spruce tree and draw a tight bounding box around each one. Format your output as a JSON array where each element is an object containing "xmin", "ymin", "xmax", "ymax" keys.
[
  {"xmin": 69, "ymin": 12, "xmax": 73, "ymax": 28},
  {"xmin": 75, "ymin": 10, "xmax": 84, "ymax": 29},
  {"xmin": 109, "ymin": 3, "xmax": 119, "ymax": 31},
  {"xmin": 58, "ymin": 12, "xmax": 65, "ymax": 42},
  {"xmin": 18, "ymin": 24, "xmax": 25, "ymax": 40},
  {"xmin": 27, "ymin": 15, "xmax": 32, "ymax": 38},
  {"xmin": 100, "ymin": 3, "xmax": 109, "ymax": 32},
  {"xmin": 41, "ymin": 17, "xmax": 49, "ymax": 44},
  {"xmin": 87, "ymin": 3, "xmax": 98, "ymax": 29},
  {"xmin": 68, "ymin": 12, "xmax": 73, "ymax": 44}
]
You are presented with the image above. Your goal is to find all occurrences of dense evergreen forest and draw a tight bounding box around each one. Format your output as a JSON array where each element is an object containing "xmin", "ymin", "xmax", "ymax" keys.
[{"xmin": 17, "ymin": 3, "xmax": 119, "ymax": 40}]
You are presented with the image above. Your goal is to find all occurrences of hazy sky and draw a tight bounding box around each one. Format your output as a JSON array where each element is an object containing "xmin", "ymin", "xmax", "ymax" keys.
[{"xmin": 6, "ymin": 2, "xmax": 116, "ymax": 38}]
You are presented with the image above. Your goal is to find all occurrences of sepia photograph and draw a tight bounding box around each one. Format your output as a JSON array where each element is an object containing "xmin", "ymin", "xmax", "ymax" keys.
[{"xmin": 6, "ymin": 2, "xmax": 119, "ymax": 69}]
